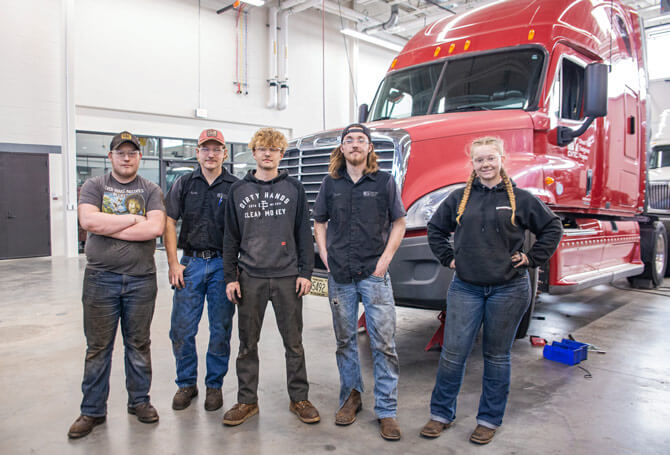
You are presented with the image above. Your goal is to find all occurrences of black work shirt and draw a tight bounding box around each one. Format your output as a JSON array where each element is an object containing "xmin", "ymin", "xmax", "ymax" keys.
[
  {"xmin": 165, "ymin": 166, "xmax": 238, "ymax": 252},
  {"xmin": 313, "ymin": 169, "xmax": 406, "ymax": 284}
]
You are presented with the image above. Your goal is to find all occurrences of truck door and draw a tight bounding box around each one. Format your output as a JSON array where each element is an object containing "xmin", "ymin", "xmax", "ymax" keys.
[{"xmin": 545, "ymin": 47, "xmax": 598, "ymax": 210}]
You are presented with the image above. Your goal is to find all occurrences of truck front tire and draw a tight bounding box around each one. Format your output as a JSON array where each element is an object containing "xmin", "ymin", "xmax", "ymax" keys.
[{"xmin": 628, "ymin": 221, "xmax": 667, "ymax": 288}]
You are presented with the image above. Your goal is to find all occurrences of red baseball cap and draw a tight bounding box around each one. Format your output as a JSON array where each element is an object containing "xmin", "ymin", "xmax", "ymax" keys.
[{"xmin": 198, "ymin": 129, "xmax": 226, "ymax": 146}]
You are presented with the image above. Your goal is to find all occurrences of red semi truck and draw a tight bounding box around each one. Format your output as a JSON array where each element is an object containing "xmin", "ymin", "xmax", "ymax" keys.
[{"xmin": 283, "ymin": 0, "xmax": 669, "ymax": 337}]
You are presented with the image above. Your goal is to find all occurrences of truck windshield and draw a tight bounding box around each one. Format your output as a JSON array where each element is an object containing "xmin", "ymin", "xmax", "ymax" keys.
[
  {"xmin": 650, "ymin": 145, "xmax": 670, "ymax": 169},
  {"xmin": 369, "ymin": 48, "xmax": 544, "ymax": 121}
]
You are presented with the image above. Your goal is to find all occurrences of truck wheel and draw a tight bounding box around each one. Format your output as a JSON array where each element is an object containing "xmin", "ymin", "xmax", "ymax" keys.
[
  {"xmin": 515, "ymin": 267, "xmax": 538, "ymax": 339},
  {"xmin": 628, "ymin": 221, "xmax": 667, "ymax": 288}
]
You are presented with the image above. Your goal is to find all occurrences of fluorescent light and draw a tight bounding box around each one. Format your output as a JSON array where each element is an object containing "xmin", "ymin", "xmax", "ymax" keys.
[
  {"xmin": 243, "ymin": 0, "xmax": 265, "ymax": 6},
  {"xmin": 340, "ymin": 28, "xmax": 404, "ymax": 52}
]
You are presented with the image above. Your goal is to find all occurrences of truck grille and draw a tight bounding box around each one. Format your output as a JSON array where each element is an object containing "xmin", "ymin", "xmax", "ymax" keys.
[
  {"xmin": 281, "ymin": 133, "xmax": 397, "ymax": 213},
  {"xmin": 648, "ymin": 181, "xmax": 670, "ymax": 210}
]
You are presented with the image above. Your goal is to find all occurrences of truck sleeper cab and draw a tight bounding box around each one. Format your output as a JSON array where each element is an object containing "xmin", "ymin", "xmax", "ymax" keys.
[{"xmin": 282, "ymin": 0, "xmax": 669, "ymax": 338}]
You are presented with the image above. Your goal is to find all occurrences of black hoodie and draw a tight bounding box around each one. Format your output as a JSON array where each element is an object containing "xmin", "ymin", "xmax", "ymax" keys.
[
  {"xmin": 427, "ymin": 178, "xmax": 562, "ymax": 286},
  {"xmin": 223, "ymin": 169, "xmax": 314, "ymax": 283}
]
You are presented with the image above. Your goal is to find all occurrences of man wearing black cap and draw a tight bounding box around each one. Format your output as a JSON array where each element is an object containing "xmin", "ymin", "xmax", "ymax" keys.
[
  {"xmin": 313, "ymin": 123, "xmax": 406, "ymax": 440},
  {"xmin": 164, "ymin": 128, "xmax": 238, "ymax": 412},
  {"xmin": 68, "ymin": 131, "xmax": 166, "ymax": 439}
]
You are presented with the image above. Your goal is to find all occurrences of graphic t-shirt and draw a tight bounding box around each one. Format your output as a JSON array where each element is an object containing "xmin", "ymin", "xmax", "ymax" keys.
[{"xmin": 79, "ymin": 173, "xmax": 165, "ymax": 275}]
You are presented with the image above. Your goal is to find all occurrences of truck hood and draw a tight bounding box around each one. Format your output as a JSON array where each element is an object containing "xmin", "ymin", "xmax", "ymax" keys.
[{"xmin": 367, "ymin": 110, "xmax": 535, "ymax": 208}]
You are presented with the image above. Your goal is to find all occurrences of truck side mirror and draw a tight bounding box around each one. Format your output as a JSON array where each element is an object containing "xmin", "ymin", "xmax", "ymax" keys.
[
  {"xmin": 583, "ymin": 63, "xmax": 608, "ymax": 118},
  {"xmin": 358, "ymin": 103, "xmax": 369, "ymax": 123},
  {"xmin": 556, "ymin": 62, "xmax": 608, "ymax": 146}
]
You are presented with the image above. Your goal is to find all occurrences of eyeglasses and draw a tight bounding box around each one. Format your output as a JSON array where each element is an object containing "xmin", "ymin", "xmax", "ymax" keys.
[
  {"xmin": 255, "ymin": 147, "xmax": 282, "ymax": 153},
  {"xmin": 473, "ymin": 156, "xmax": 501, "ymax": 165},
  {"xmin": 112, "ymin": 150, "xmax": 140, "ymax": 157},
  {"xmin": 199, "ymin": 147, "xmax": 225, "ymax": 154},
  {"xmin": 342, "ymin": 138, "xmax": 369, "ymax": 145}
]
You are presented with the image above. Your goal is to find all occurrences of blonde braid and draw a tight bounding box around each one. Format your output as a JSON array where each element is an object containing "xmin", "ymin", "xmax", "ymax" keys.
[
  {"xmin": 500, "ymin": 167, "xmax": 516, "ymax": 225},
  {"xmin": 456, "ymin": 170, "xmax": 477, "ymax": 225}
]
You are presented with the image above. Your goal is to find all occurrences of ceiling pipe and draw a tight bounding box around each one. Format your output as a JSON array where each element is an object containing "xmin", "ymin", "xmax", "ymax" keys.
[
  {"xmin": 266, "ymin": 6, "xmax": 278, "ymax": 109},
  {"xmin": 362, "ymin": 4, "xmax": 399, "ymax": 33}
]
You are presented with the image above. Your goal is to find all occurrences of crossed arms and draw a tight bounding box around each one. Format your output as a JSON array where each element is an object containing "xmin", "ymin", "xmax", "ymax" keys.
[{"xmin": 78, "ymin": 203, "xmax": 165, "ymax": 241}]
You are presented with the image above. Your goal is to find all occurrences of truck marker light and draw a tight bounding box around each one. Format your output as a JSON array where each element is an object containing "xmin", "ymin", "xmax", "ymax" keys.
[
  {"xmin": 545, "ymin": 177, "xmax": 555, "ymax": 185},
  {"xmin": 449, "ymin": 43, "xmax": 455, "ymax": 53},
  {"xmin": 528, "ymin": 29, "xmax": 535, "ymax": 40},
  {"xmin": 434, "ymin": 46, "xmax": 441, "ymax": 57},
  {"xmin": 390, "ymin": 58, "xmax": 398, "ymax": 69},
  {"xmin": 464, "ymin": 40, "xmax": 471, "ymax": 50}
]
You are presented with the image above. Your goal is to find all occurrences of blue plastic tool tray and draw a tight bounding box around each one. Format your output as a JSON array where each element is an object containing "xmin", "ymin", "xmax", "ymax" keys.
[{"xmin": 543, "ymin": 338, "xmax": 588, "ymax": 365}]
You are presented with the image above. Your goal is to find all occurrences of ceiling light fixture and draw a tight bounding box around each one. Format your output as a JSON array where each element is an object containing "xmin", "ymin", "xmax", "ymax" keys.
[
  {"xmin": 217, "ymin": 0, "xmax": 264, "ymax": 14},
  {"xmin": 340, "ymin": 28, "xmax": 404, "ymax": 52}
]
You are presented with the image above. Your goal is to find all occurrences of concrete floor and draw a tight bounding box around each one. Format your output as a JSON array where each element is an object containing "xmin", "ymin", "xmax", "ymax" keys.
[{"xmin": 1, "ymin": 254, "xmax": 669, "ymax": 455}]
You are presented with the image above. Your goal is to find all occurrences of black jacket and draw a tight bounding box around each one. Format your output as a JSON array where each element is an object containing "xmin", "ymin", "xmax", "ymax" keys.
[
  {"xmin": 223, "ymin": 170, "xmax": 314, "ymax": 283},
  {"xmin": 427, "ymin": 178, "xmax": 562, "ymax": 286}
]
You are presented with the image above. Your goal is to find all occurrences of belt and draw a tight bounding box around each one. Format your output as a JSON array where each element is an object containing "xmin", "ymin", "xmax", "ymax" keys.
[{"xmin": 183, "ymin": 249, "xmax": 221, "ymax": 259}]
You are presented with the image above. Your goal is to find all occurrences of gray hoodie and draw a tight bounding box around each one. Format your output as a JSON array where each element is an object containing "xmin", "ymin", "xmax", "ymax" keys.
[{"xmin": 223, "ymin": 170, "xmax": 314, "ymax": 283}]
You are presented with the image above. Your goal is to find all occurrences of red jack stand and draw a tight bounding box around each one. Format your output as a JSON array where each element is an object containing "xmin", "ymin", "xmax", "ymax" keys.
[
  {"xmin": 424, "ymin": 311, "xmax": 446, "ymax": 351},
  {"xmin": 357, "ymin": 312, "xmax": 367, "ymax": 333}
]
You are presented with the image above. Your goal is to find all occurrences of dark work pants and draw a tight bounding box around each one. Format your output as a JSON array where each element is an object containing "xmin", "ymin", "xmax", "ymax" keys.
[{"xmin": 236, "ymin": 271, "xmax": 309, "ymax": 404}]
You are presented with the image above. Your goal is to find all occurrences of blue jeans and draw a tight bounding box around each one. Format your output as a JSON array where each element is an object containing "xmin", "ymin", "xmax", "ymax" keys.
[
  {"xmin": 80, "ymin": 269, "xmax": 157, "ymax": 417},
  {"xmin": 169, "ymin": 256, "xmax": 235, "ymax": 389},
  {"xmin": 430, "ymin": 273, "xmax": 530, "ymax": 428},
  {"xmin": 328, "ymin": 273, "xmax": 399, "ymax": 419}
]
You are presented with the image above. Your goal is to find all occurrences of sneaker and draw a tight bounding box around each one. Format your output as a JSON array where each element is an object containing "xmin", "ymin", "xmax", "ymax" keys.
[
  {"xmin": 379, "ymin": 417, "xmax": 401, "ymax": 441},
  {"xmin": 128, "ymin": 402, "xmax": 159, "ymax": 423},
  {"xmin": 222, "ymin": 402, "xmax": 259, "ymax": 426},
  {"xmin": 67, "ymin": 415, "xmax": 106, "ymax": 439},
  {"xmin": 335, "ymin": 389, "xmax": 362, "ymax": 425},
  {"xmin": 420, "ymin": 419, "xmax": 453, "ymax": 438},
  {"xmin": 469, "ymin": 424, "xmax": 496, "ymax": 444},
  {"xmin": 172, "ymin": 385, "xmax": 198, "ymax": 410},
  {"xmin": 289, "ymin": 400, "xmax": 320, "ymax": 424},
  {"xmin": 204, "ymin": 388, "xmax": 223, "ymax": 411}
]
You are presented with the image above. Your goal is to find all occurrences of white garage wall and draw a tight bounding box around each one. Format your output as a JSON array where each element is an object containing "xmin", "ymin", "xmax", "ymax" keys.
[
  {"xmin": 0, "ymin": 0, "xmax": 63, "ymax": 146},
  {"xmin": 357, "ymin": 41, "xmax": 395, "ymax": 109},
  {"xmin": 73, "ymin": 0, "xmax": 384, "ymax": 140}
]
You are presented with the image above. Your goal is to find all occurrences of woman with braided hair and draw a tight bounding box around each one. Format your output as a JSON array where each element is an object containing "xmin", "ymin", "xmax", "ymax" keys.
[{"xmin": 420, "ymin": 137, "xmax": 562, "ymax": 444}]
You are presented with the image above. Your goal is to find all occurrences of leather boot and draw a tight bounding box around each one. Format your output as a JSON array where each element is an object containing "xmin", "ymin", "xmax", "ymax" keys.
[
  {"xmin": 379, "ymin": 417, "xmax": 401, "ymax": 441},
  {"xmin": 335, "ymin": 390, "xmax": 362, "ymax": 426},
  {"xmin": 67, "ymin": 415, "xmax": 106, "ymax": 439}
]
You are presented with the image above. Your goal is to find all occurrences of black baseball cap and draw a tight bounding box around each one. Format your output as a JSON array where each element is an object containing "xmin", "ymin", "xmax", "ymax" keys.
[
  {"xmin": 110, "ymin": 131, "xmax": 141, "ymax": 151},
  {"xmin": 341, "ymin": 123, "xmax": 371, "ymax": 142}
]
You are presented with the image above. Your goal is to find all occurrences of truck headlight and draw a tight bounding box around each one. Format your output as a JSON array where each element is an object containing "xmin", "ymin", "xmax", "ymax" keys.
[{"xmin": 405, "ymin": 184, "xmax": 465, "ymax": 230}]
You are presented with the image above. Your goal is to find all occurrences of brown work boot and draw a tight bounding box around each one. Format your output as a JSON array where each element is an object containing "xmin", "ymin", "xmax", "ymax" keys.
[
  {"xmin": 420, "ymin": 419, "xmax": 453, "ymax": 438},
  {"xmin": 379, "ymin": 417, "xmax": 401, "ymax": 441},
  {"xmin": 469, "ymin": 424, "xmax": 496, "ymax": 444},
  {"xmin": 127, "ymin": 402, "xmax": 159, "ymax": 423},
  {"xmin": 204, "ymin": 388, "xmax": 223, "ymax": 411},
  {"xmin": 172, "ymin": 385, "xmax": 198, "ymax": 410},
  {"xmin": 67, "ymin": 415, "xmax": 106, "ymax": 439},
  {"xmin": 335, "ymin": 389, "xmax": 362, "ymax": 426},
  {"xmin": 222, "ymin": 402, "xmax": 259, "ymax": 426},
  {"xmin": 290, "ymin": 400, "xmax": 321, "ymax": 423}
]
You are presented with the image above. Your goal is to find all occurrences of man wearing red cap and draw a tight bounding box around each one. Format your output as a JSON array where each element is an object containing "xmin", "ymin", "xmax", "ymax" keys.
[{"xmin": 164, "ymin": 128, "xmax": 238, "ymax": 413}]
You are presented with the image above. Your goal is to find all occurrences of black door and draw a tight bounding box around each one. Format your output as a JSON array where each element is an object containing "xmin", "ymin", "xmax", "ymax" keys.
[{"xmin": 0, "ymin": 152, "xmax": 51, "ymax": 259}]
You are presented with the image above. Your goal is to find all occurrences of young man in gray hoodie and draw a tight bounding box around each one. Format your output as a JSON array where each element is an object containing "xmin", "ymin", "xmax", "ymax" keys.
[{"xmin": 222, "ymin": 127, "xmax": 318, "ymax": 426}]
